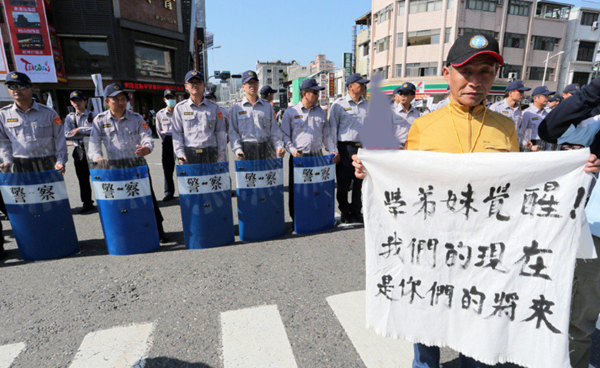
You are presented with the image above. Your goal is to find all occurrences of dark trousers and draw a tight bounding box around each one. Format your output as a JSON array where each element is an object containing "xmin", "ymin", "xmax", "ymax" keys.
[
  {"xmin": 161, "ymin": 136, "xmax": 176, "ymax": 196},
  {"xmin": 241, "ymin": 141, "xmax": 274, "ymax": 160},
  {"xmin": 336, "ymin": 142, "xmax": 362, "ymax": 216},
  {"xmin": 184, "ymin": 146, "xmax": 218, "ymax": 165},
  {"xmin": 73, "ymin": 146, "xmax": 93, "ymax": 206},
  {"xmin": 288, "ymin": 151, "xmax": 322, "ymax": 219},
  {"xmin": 108, "ymin": 158, "xmax": 164, "ymax": 235},
  {"xmin": 13, "ymin": 155, "xmax": 56, "ymax": 173}
]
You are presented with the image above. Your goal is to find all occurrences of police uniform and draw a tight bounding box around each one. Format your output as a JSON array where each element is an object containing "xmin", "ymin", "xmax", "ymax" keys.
[
  {"xmin": 155, "ymin": 90, "xmax": 177, "ymax": 199},
  {"xmin": 65, "ymin": 91, "xmax": 95, "ymax": 209},
  {"xmin": 229, "ymin": 70, "xmax": 284, "ymax": 160},
  {"xmin": 280, "ymin": 78, "xmax": 336, "ymax": 218},
  {"xmin": 519, "ymin": 86, "xmax": 555, "ymax": 149},
  {"xmin": 88, "ymin": 83, "xmax": 166, "ymax": 240},
  {"xmin": 329, "ymin": 73, "xmax": 369, "ymax": 220},
  {"xmin": 489, "ymin": 80, "xmax": 530, "ymax": 131},
  {"xmin": 392, "ymin": 83, "xmax": 421, "ymax": 147},
  {"xmin": 204, "ymin": 90, "xmax": 230, "ymax": 132}
]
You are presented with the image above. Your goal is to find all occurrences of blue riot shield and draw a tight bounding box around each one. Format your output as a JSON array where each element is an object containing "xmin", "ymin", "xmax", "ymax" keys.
[
  {"xmin": 293, "ymin": 154, "xmax": 336, "ymax": 233},
  {"xmin": 235, "ymin": 158, "xmax": 285, "ymax": 241},
  {"xmin": 0, "ymin": 169, "xmax": 79, "ymax": 261},
  {"xmin": 87, "ymin": 135, "xmax": 160, "ymax": 256},
  {"xmin": 177, "ymin": 161, "xmax": 234, "ymax": 249}
]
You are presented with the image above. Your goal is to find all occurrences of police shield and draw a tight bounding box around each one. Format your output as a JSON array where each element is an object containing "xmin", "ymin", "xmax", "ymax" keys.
[
  {"xmin": 177, "ymin": 144, "xmax": 234, "ymax": 249},
  {"xmin": 293, "ymin": 153, "xmax": 336, "ymax": 233},
  {"xmin": 0, "ymin": 138, "xmax": 79, "ymax": 261},
  {"xmin": 235, "ymin": 139, "xmax": 284, "ymax": 241},
  {"xmin": 87, "ymin": 134, "xmax": 160, "ymax": 255}
]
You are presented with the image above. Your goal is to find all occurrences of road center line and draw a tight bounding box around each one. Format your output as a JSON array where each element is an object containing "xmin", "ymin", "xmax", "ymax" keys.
[{"xmin": 0, "ymin": 342, "xmax": 26, "ymax": 368}]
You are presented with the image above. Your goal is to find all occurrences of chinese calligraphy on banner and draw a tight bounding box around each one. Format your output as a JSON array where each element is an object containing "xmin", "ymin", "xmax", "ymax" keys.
[{"xmin": 360, "ymin": 148, "xmax": 593, "ymax": 368}]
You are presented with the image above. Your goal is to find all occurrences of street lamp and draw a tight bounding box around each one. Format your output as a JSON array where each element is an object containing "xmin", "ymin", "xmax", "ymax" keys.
[
  {"xmin": 201, "ymin": 45, "xmax": 221, "ymax": 80},
  {"xmin": 542, "ymin": 51, "xmax": 564, "ymax": 85}
]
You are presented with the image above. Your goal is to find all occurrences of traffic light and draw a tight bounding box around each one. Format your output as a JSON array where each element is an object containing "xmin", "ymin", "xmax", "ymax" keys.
[
  {"xmin": 279, "ymin": 90, "xmax": 288, "ymax": 109},
  {"xmin": 220, "ymin": 71, "xmax": 231, "ymax": 80}
]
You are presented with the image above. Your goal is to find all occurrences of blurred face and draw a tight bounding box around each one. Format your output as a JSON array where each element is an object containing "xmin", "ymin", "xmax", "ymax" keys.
[
  {"xmin": 399, "ymin": 93, "xmax": 415, "ymax": 107},
  {"xmin": 303, "ymin": 89, "xmax": 320, "ymax": 105},
  {"xmin": 185, "ymin": 78, "xmax": 205, "ymax": 97},
  {"xmin": 393, "ymin": 94, "xmax": 402, "ymax": 104},
  {"xmin": 105, "ymin": 93, "xmax": 128, "ymax": 114},
  {"xmin": 534, "ymin": 94, "xmax": 549, "ymax": 107},
  {"xmin": 548, "ymin": 100, "xmax": 560, "ymax": 108},
  {"xmin": 7, "ymin": 83, "xmax": 33, "ymax": 104},
  {"xmin": 508, "ymin": 89, "xmax": 524, "ymax": 102},
  {"xmin": 562, "ymin": 92, "xmax": 572, "ymax": 99},
  {"xmin": 349, "ymin": 82, "xmax": 366, "ymax": 96},
  {"xmin": 70, "ymin": 98, "xmax": 87, "ymax": 111},
  {"xmin": 243, "ymin": 80, "xmax": 259, "ymax": 96},
  {"xmin": 264, "ymin": 93, "xmax": 274, "ymax": 102},
  {"xmin": 443, "ymin": 55, "xmax": 498, "ymax": 107}
]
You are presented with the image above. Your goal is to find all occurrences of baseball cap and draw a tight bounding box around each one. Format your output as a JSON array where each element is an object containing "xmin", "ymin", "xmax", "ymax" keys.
[
  {"xmin": 394, "ymin": 82, "xmax": 416, "ymax": 95},
  {"xmin": 104, "ymin": 83, "xmax": 129, "ymax": 99},
  {"xmin": 563, "ymin": 84, "xmax": 580, "ymax": 94},
  {"xmin": 204, "ymin": 90, "xmax": 217, "ymax": 99},
  {"xmin": 260, "ymin": 86, "xmax": 278, "ymax": 95},
  {"xmin": 5, "ymin": 71, "xmax": 32, "ymax": 86},
  {"xmin": 548, "ymin": 95, "xmax": 563, "ymax": 103},
  {"xmin": 70, "ymin": 91, "xmax": 87, "ymax": 100},
  {"xmin": 532, "ymin": 86, "xmax": 555, "ymax": 96},
  {"xmin": 446, "ymin": 33, "xmax": 504, "ymax": 67},
  {"xmin": 346, "ymin": 73, "xmax": 369, "ymax": 86},
  {"xmin": 300, "ymin": 78, "xmax": 325, "ymax": 91},
  {"xmin": 185, "ymin": 70, "xmax": 204, "ymax": 83},
  {"xmin": 506, "ymin": 80, "xmax": 530, "ymax": 92},
  {"xmin": 242, "ymin": 70, "xmax": 259, "ymax": 84},
  {"xmin": 164, "ymin": 89, "xmax": 176, "ymax": 98}
]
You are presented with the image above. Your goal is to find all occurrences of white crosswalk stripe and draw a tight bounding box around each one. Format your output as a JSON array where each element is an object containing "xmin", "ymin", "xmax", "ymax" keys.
[
  {"xmin": 69, "ymin": 323, "xmax": 154, "ymax": 368},
  {"xmin": 221, "ymin": 304, "xmax": 298, "ymax": 368},
  {"xmin": 0, "ymin": 342, "xmax": 26, "ymax": 368},
  {"xmin": 327, "ymin": 290, "xmax": 414, "ymax": 368}
]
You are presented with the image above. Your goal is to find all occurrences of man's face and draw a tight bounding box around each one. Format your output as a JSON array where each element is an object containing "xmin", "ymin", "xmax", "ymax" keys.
[
  {"xmin": 105, "ymin": 93, "xmax": 128, "ymax": 114},
  {"xmin": 562, "ymin": 92, "xmax": 572, "ymax": 99},
  {"xmin": 243, "ymin": 80, "xmax": 259, "ymax": 96},
  {"xmin": 534, "ymin": 94, "xmax": 549, "ymax": 106},
  {"xmin": 548, "ymin": 100, "xmax": 560, "ymax": 108},
  {"xmin": 443, "ymin": 55, "xmax": 498, "ymax": 106},
  {"xmin": 349, "ymin": 82, "xmax": 366, "ymax": 96},
  {"xmin": 7, "ymin": 83, "xmax": 33, "ymax": 103},
  {"xmin": 264, "ymin": 93, "xmax": 274, "ymax": 102},
  {"xmin": 303, "ymin": 89, "xmax": 320, "ymax": 105},
  {"xmin": 508, "ymin": 90, "xmax": 524, "ymax": 102},
  {"xmin": 393, "ymin": 94, "xmax": 402, "ymax": 104},
  {"xmin": 399, "ymin": 92, "xmax": 415, "ymax": 106},
  {"xmin": 70, "ymin": 98, "xmax": 86, "ymax": 111},
  {"xmin": 185, "ymin": 78, "xmax": 205, "ymax": 97}
]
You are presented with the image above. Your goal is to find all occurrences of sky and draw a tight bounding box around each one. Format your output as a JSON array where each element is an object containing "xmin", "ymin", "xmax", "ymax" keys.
[{"xmin": 205, "ymin": 0, "xmax": 370, "ymax": 76}]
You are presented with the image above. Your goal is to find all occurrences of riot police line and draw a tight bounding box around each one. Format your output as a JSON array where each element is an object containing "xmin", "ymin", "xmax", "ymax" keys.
[{"xmin": 0, "ymin": 69, "xmax": 370, "ymax": 261}]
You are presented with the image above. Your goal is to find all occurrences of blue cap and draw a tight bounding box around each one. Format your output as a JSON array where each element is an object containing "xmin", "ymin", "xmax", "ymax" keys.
[
  {"xmin": 563, "ymin": 84, "xmax": 580, "ymax": 94},
  {"xmin": 260, "ymin": 86, "xmax": 278, "ymax": 95},
  {"xmin": 164, "ymin": 89, "xmax": 176, "ymax": 98},
  {"xmin": 549, "ymin": 95, "xmax": 562, "ymax": 103},
  {"xmin": 5, "ymin": 71, "xmax": 31, "ymax": 86},
  {"xmin": 506, "ymin": 80, "xmax": 530, "ymax": 92},
  {"xmin": 185, "ymin": 70, "xmax": 204, "ymax": 83},
  {"xmin": 104, "ymin": 83, "xmax": 129, "ymax": 99},
  {"xmin": 532, "ymin": 86, "xmax": 555, "ymax": 96},
  {"xmin": 346, "ymin": 73, "xmax": 369, "ymax": 86},
  {"xmin": 393, "ymin": 82, "xmax": 416, "ymax": 95},
  {"xmin": 242, "ymin": 70, "xmax": 259, "ymax": 84},
  {"xmin": 70, "ymin": 91, "xmax": 87, "ymax": 100},
  {"xmin": 300, "ymin": 78, "xmax": 325, "ymax": 91},
  {"xmin": 204, "ymin": 90, "xmax": 217, "ymax": 99}
]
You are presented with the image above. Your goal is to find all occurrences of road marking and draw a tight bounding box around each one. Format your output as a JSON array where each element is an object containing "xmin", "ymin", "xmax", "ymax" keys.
[
  {"xmin": 0, "ymin": 342, "xmax": 26, "ymax": 368},
  {"xmin": 69, "ymin": 323, "xmax": 154, "ymax": 368},
  {"xmin": 327, "ymin": 290, "xmax": 414, "ymax": 368},
  {"xmin": 221, "ymin": 304, "xmax": 298, "ymax": 368}
]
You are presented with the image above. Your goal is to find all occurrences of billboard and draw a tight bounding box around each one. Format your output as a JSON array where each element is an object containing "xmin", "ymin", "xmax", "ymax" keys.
[
  {"xmin": 343, "ymin": 52, "xmax": 353, "ymax": 76},
  {"xmin": 3, "ymin": 0, "xmax": 58, "ymax": 83}
]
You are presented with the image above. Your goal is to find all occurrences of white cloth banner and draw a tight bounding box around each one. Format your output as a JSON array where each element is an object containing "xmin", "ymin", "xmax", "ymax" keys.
[
  {"xmin": 178, "ymin": 173, "xmax": 231, "ymax": 195},
  {"xmin": 360, "ymin": 148, "xmax": 593, "ymax": 368},
  {"xmin": 92, "ymin": 178, "xmax": 151, "ymax": 201},
  {"xmin": 293, "ymin": 164, "xmax": 335, "ymax": 185},
  {"xmin": 0, "ymin": 181, "xmax": 68, "ymax": 205},
  {"xmin": 236, "ymin": 168, "xmax": 283, "ymax": 189}
]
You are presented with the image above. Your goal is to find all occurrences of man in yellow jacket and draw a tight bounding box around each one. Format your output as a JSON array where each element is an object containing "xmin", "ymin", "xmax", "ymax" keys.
[{"xmin": 353, "ymin": 32, "xmax": 600, "ymax": 367}]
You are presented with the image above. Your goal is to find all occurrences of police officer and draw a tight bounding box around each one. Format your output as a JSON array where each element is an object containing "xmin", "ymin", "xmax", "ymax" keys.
[
  {"xmin": 329, "ymin": 73, "xmax": 369, "ymax": 223},
  {"xmin": 204, "ymin": 90, "xmax": 230, "ymax": 133},
  {"xmin": 88, "ymin": 83, "xmax": 168, "ymax": 243},
  {"xmin": 519, "ymin": 85, "xmax": 555, "ymax": 151},
  {"xmin": 489, "ymin": 80, "xmax": 530, "ymax": 130},
  {"xmin": 392, "ymin": 82, "xmax": 421, "ymax": 148},
  {"xmin": 260, "ymin": 85, "xmax": 278, "ymax": 103},
  {"xmin": 229, "ymin": 70, "xmax": 285, "ymax": 160},
  {"xmin": 155, "ymin": 89, "xmax": 177, "ymax": 201},
  {"xmin": 171, "ymin": 70, "xmax": 227, "ymax": 165},
  {"xmin": 563, "ymin": 83, "xmax": 580, "ymax": 99},
  {"xmin": 64, "ymin": 91, "xmax": 95, "ymax": 213},
  {"xmin": 546, "ymin": 95, "xmax": 562, "ymax": 111},
  {"xmin": 280, "ymin": 78, "xmax": 339, "ymax": 219}
]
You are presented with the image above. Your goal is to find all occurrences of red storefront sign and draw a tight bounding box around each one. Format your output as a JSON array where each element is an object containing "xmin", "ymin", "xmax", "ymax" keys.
[{"xmin": 123, "ymin": 82, "xmax": 185, "ymax": 92}]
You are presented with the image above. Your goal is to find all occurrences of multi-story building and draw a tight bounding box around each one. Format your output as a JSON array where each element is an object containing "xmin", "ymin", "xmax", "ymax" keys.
[
  {"xmin": 255, "ymin": 60, "xmax": 293, "ymax": 89},
  {"xmin": 310, "ymin": 54, "xmax": 335, "ymax": 74},
  {"xmin": 287, "ymin": 61, "xmax": 311, "ymax": 81},
  {"xmin": 557, "ymin": 7, "xmax": 600, "ymax": 92},
  {"xmin": 355, "ymin": 12, "xmax": 372, "ymax": 77},
  {"xmin": 370, "ymin": 0, "xmax": 572, "ymax": 104}
]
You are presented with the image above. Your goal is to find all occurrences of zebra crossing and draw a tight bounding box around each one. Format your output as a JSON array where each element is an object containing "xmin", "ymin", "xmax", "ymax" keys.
[{"xmin": 0, "ymin": 290, "xmax": 414, "ymax": 368}]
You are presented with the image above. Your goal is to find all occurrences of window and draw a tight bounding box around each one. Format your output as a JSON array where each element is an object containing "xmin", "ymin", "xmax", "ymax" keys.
[
  {"xmin": 377, "ymin": 5, "xmax": 393, "ymax": 23},
  {"xmin": 533, "ymin": 36, "xmax": 558, "ymax": 52},
  {"xmin": 278, "ymin": 78, "xmax": 283, "ymax": 85},
  {"xmin": 62, "ymin": 38, "xmax": 111, "ymax": 75},
  {"xmin": 407, "ymin": 29, "xmax": 441, "ymax": 46},
  {"xmin": 267, "ymin": 69, "xmax": 272, "ymax": 73},
  {"xmin": 535, "ymin": 3, "xmax": 569, "ymax": 20},
  {"xmin": 581, "ymin": 12, "xmax": 599, "ymax": 26},
  {"xmin": 467, "ymin": 0, "xmax": 497, "ymax": 12},
  {"xmin": 509, "ymin": 0, "xmax": 530, "ymax": 16},
  {"xmin": 445, "ymin": 28, "xmax": 451, "ymax": 43},
  {"xmin": 373, "ymin": 66, "xmax": 389, "ymax": 79},
  {"xmin": 460, "ymin": 28, "xmax": 499, "ymax": 39},
  {"xmin": 362, "ymin": 42, "xmax": 370, "ymax": 56},
  {"xmin": 398, "ymin": 1, "xmax": 405, "ymax": 15},
  {"xmin": 376, "ymin": 36, "xmax": 390, "ymax": 53},
  {"xmin": 396, "ymin": 64, "xmax": 403, "ymax": 77},
  {"xmin": 577, "ymin": 41, "xmax": 596, "ymax": 62},
  {"xmin": 409, "ymin": 0, "xmax": 443, "ymax": 14},
  {"xmin": 448, "ymin": 0, "xmax": 453, "ymax": 9},
  {"xmin": 135, "ymin": 44, "xmax": 172, "ymax": 79},
  {"xmin": 397, "ymin": 32, "xmax": 404, "ymax": 47},
  {"xmin": 500, "ymin": 64, "xmax": 522, "ymax": 79},
  {"xmin": 528, "ymin": 66, "xmax": 554, "ymax": 81},
  {"xmin": 406, "ymin": 62, "xmax": 438, "ymax": 77},
  {"xmin": 573, "ymin": 72, "xmax": 590, "ymax": 85},
  {"xmin": 279, "ymin": 69, "xmax": 283, "ymax": 73},
  {"xmin": 267, "ymin": 78, "xmax": 272, "ymax": 84},
  {"xmin": 504, "ymin": 33, "xmax": 527, "ymax": 49}
]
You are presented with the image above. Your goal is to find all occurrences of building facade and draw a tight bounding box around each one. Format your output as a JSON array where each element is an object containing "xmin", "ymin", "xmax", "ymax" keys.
[
  {"xmin": 287, "ymin": 61, "xmax": 311, "ymax": 81},
  {"xmin": 557, "ymin": 7, "xmax": 600, "ymax": 92},
  {"xmin": 255, "ymin": 60, "xmax": 293, "ymax": 90},
  {"xmin": 355, "ymin": 12, "xmax": 372, "ymax": 77},
  {"xmin": 370, "ymin": 0, "xmax": 573, "ymax": 103},
  {"xmin": 310, "ymin": 54, "xmax": 335, "ymax": 74}
]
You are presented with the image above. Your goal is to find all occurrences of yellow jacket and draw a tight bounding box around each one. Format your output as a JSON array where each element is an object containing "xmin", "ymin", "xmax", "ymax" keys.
[{"xmin": 405, "ymin": 97, "xmax": 519, "ymax": 153}]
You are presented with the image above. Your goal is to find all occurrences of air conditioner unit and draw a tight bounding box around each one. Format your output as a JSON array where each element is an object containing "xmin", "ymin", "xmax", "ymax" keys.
[{"xmin": 593, "ymin": 21, "xmax": 599, "ymax": 30}]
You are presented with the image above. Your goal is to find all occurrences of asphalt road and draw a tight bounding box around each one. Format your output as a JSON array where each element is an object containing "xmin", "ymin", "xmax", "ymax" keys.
[{"xmin": 0, "ymin": 140, "xmax": 596, "ymax": 368}]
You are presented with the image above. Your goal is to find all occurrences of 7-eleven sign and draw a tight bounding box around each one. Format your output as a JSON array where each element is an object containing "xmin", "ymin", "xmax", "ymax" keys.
[{"xmin": 416, "ymin": 81, "xmax": 425, "ymax": 94}]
